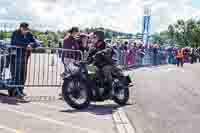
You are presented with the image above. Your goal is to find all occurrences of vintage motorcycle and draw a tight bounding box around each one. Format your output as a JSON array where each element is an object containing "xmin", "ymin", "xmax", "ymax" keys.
[{"xmin": 61, "ymin": 49, "xmax": 132, "ymax": 109}]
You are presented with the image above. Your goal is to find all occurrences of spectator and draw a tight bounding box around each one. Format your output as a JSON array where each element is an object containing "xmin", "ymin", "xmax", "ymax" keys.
[
  {"xmin": 183, "ymin": 48, "xmax": 190, "ymax": 63},
  {"xmin": 196, "ymin": 47, "xmax": 200, "ymax": 62},
  {"xmin": 79, "ymin": 33, "xmax": 89, "ymax": 53},
  {"xmin": 190, "ymin": 48, "xmax": 196, "ymax": 64},
  {"xmin": 79, "ymin": 33, "xmax": 89, "ymax": 60},
  {"xmin": 153, "ymin": 44, "xmax": 158, "ymax": 65},
  {"xmin": 167, "ymin": 48, "xmax": 173, "ymax": 64},
  {"xmin": 112, "ymin": 45, "xmax": 120, "ymax": 65},
  {"xmin": 133, "ymin": 42, "xmax": 137, "ymax": 48},
  {"xmin": 62, "ymin": 27, "xmax": 80, "ymax": 77},
  {"xmin": 176, "ymin": 48, "xmax": 184, "ymax": 67},
  {"xmin": 125, "ymin": 44, "xmax": 134, "ymax": 66},
  {"xmin": 10, "ymin": 22, "xmax": 37, "ymax": 96},
  {"xmin": 172, "ymin": 48, "xmax": 178, "ymax": 64},
  {"xmin": 58, "ymin": 41, "xmax": 62, "ymax": 58}
]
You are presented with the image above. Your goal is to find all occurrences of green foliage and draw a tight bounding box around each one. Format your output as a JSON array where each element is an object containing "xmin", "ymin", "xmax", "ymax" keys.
[
  {"xmin": 0, "ymin": 31, "xmax": 12, "ymax": 39},
  {"xmin": 152, "ymin": 19, "xmax": 200, "ymax": 48}
]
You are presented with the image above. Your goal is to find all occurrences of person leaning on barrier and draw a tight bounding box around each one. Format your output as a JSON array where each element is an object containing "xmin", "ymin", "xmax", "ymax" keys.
[
  {"xmin": 58, "ymin": 41, "xmax": 63, "ymax": 58},
  {"xmin": 10, "ymin": 22, "xmax": 38, "ymax": 97},
  {"xmin": 196, "ymin": 47, "xmax": 200, "ymax": 62},
  {"xmin": 61, "ymin": 27, "xmax": 80, "ymax": 76},
  {"xmin": 190, "ymin": 48, "xmax": 195, "ymax": 64}
]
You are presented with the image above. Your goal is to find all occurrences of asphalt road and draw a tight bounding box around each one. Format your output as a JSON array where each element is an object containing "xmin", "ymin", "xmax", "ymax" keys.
[
  {"xmin": 0, "ymin": 88, "xmax": 118, "ymax": 133},
  {"xmin": 125, "ymin": 63, "xmax": 200, "ymax": 133},
  {"xmin": 1, "ymin": 52, "xmax": 200, "ymax": 133},
  {"xmin": 0, "ymin": 53, "xmax": 118, "ymax": 133}
]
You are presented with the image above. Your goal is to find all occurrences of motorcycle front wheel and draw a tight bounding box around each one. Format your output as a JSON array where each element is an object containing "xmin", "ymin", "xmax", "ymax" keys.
[
  {"xmin": 62, "ymin": 79, "xmax": 91, "ymax": 110},
  {"xmin": 113, "ymin": 84, "xmax": 129, "ymax": 106}
]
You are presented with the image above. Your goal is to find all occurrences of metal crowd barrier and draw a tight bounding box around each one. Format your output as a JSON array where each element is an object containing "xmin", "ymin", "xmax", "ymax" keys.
[
  {"xmin": 0, "ymin": 46, "xmax": 83, "ymax": 89},
  {"xmin": 0, "ymin": 45, "xmax": 196, "ymax": 90}
]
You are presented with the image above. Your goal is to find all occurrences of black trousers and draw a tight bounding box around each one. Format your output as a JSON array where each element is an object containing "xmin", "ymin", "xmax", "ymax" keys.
[
  {"xmin": 190, "ymin": 55, "xmax": 197, "ymax": 64},
  {"xmin": 177, "ymin": 58, "xmax": 183, "ymax": 67},
  {"xmin": 10, "ymin": 54, "xmax": 29, "ymax": 91}
]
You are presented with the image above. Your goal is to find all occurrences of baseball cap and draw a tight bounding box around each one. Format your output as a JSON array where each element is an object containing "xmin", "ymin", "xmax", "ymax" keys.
[
  {"xmin": 93, "ymin": 30, "xmax": 105, "ymax": 41},
  {"xmin": 20, "ymin": 22, "xmax": 29, "ymax": 29},
  {"xmin": 68, "ymin": 27, "xmax": 79, "ymax": 33}
]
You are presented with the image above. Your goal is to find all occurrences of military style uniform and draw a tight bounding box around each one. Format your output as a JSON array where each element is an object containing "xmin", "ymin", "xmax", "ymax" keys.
[{"xmin": 93, "ymin": 47, "xmax": 124, "ymax": 83}]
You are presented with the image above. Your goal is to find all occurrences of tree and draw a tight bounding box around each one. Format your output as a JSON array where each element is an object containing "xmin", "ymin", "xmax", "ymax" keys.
[
  {"xmin": 168, "ymin": 24, "xmax": 175, "ymax": 44},
  {"xmin": 155, "ymin": 19, "xmax": 200, "ymax": 48},
  {"xmin": 151, "ymin": 33, "xmax": 165, "ymax": 45}
]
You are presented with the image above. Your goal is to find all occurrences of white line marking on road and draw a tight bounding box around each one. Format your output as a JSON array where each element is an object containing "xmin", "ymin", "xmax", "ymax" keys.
[
  {"xmin": 113, "ymin": 111, "xmax": 126, "ymax": 132},
  {"xmin": 31, "ymin": 102, "xmax": 112, "ymax": 120},
  {"xmin": 118, "ymin": 108, "xmax": 135, "ymax": 133},
  {"xmin": 0, "ymin": 107, "xmax": 100, "ymax": 133},
  {"xmin": 31, "ymin": 102, "xmax": 66, "ymax": 110},
  {"xmin": 0, "ymin": 124, "xmax": 20, "ymax": 133},
  {"xmin": 113, "ymin": 108, "xmax": 135, "ymax": 133}
]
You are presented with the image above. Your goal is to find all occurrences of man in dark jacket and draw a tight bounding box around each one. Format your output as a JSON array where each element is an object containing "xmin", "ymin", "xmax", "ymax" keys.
[
  {"xmin": 90, "ymin": 30, "xmax": 123, "ymax": 97},
  {"xmin": 88, "ymin": 30, "xmax": 106, "ymax": 57},
  {"xmin": 10, "ymin": 22, "xmax": 37, "ymax": 96}
]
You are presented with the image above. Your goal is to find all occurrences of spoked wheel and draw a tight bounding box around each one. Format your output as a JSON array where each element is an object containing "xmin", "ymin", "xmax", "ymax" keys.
[
  {"xmin": 62, "ymin": 79, "xmax": 91, "ymax": 110},
  {"xmin": 113, "ymin": 82, "xmax": 129, "ymax": 106}
]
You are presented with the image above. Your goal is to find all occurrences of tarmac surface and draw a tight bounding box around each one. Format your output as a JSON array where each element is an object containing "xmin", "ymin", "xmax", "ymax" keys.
[
  {"xmin": 0, "ymin": 53, "xmax": 119, "ymax": 133},
  {"xmin": 0, "ymin": 52, "xmax": 200, "ymax": 133},
  {"xmin": 125, "ymin": 63, "xmax": 200, "ymax": 133}
]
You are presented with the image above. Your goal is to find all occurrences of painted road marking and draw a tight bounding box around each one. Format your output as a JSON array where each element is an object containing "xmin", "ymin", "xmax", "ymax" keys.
[
  {"xmin": 165, "ymin": 68, "xmax": 185, "ymax": 73},
  {"xmin": 131, "ymin": 66, "xmax": 186, "ymax": 73},
  {"xmin": 138, "ymin": 67, "xmax": 186, "ymax": 73},
  {"xmin": 31, "ymin": 102, "xmax": 112, "ymax": 120},
  {"xmin": 31, "ymin": 102, "xmax": 67, "ymax": 110},
  {"xmin": 0, "ymin": 124, "xmax": 20, "ymax": 133},
  {"xmin": 0, "ymin": 107, "xmax": 100, "ymax": 133},
  {"xmin": 113, "ymin": 108, "xmax": 135, "ymax": 133}
]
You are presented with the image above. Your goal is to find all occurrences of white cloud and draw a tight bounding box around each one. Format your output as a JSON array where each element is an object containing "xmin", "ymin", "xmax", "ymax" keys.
[{"xmin": 0, "ymin": 0, "xmax": 199, "ymax": 33}]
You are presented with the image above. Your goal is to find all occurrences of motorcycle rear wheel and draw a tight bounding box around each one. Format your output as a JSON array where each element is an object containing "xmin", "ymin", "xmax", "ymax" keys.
[{"xmin": 62, "ymin": 79, "xmax": 91, "ymax": 110}]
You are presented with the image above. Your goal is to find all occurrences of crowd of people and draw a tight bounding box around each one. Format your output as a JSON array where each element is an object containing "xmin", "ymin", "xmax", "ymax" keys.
[
  {"xmin": 111, "ymin": 44, "xmax": 200, "ymax": 68},
  {"xmin": 61, "ymin": 27, "xmax": 200, "ymax": 69},
  {"xmin": 3, "ymin": 23, "xmax": 200, "ymax": 97}
]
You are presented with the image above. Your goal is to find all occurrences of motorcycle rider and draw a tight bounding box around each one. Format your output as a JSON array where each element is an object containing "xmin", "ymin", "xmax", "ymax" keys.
[{"xmin": 89, "ymin": 30, "xmax": 124, "ymax": 97}]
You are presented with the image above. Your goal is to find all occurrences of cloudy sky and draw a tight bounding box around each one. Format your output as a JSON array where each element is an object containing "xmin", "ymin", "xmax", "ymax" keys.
[{"xmin": 0, "ymin": 0, "xmax": 200, "ymax": 33}]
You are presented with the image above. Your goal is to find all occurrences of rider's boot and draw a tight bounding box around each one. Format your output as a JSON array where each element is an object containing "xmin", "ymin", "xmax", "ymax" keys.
[{"xmin": 103, "ymin": 81, "xmax": 113, "ymax": 99}]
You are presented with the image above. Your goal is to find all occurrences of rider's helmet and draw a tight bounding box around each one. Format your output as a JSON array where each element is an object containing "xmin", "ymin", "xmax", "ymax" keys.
[{"xmin": 93, "ymin": 30, "xmax": 105, "ymax": 41}]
